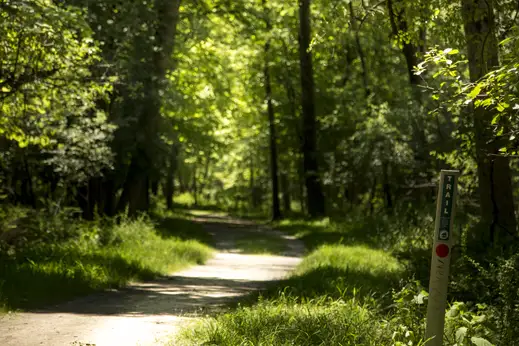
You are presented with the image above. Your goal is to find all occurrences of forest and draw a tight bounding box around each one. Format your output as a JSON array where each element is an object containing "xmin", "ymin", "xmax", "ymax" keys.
[{"xmin": 1, "ymin": 0, "xmax": 519, "ymax": 345}]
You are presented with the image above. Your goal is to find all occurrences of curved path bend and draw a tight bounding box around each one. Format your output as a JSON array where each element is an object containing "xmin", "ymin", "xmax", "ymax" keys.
[{"xmin": 0, "ymin": 214, "xmax": 304, "ymax": 346}]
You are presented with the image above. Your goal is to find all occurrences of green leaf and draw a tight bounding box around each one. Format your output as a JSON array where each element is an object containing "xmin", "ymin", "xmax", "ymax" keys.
[
  {"xmin": 468, "ymin": 84, "xmax": 482, "ymax": 99},
  {"xmin": 471, "ymin": 337, "xmax": 494, "ymax": 346},
  {"xmin": 456, "ymin": 327, "xmax": 467, "ymax": 343}
]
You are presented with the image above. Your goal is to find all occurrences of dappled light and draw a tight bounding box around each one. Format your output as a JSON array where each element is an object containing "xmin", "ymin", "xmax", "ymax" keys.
[{"xmin": 2, "ymin": 0, "xmax": 519, "ymax": 345}]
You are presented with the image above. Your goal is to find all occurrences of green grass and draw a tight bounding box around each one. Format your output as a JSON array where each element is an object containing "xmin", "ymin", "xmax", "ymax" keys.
[
  {"xmin": 288, "ymin": 244, "xmax": 404, "ymax": 299},
  {"xmin": 176, "ymin": 296, "xmax": 398, "ymax": 346},
  {"xmin": 0, "ymin": 215, "xmax": 213, "ymax": 310},
  {"xmin": 173, "ymin": 213, "xmax": 433, "ymax": 346},
  {"xmin": 173, "ymin": 242, "xmax": 418, "ymax": 346}
]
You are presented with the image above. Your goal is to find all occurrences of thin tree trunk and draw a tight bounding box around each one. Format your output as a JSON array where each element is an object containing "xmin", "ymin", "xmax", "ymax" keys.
[
  {"xmin": 103, "ymin": 178, "xmax": 116, "ymax": 217},
  {"xmin": 197, "ymin": 156, "xmax": 212, "ymax": 200},
  {"xmin": 298, "ymin": 0, "xmax": 325, "ymax": 217},
  {"xmin": 281, "ymin": 173, "xmax": 291, "ymax": 213},
  {"xmin": 249, "ymin": 155, "xmax": 255, "ymax": 208},
  {"xmin": 192, "ymin": 166, "xmax": 198, "ymax": 206},
  {"xmin": 383, "ymin": 162, "xmax": 393, "ymax": 212},
  {"xmin": 461, "ymin": 0, "xmax": 517, "ymax": 244},
  {"xmin": 165, "ymin": 146, "xmax": 178, "ymax": 210},
  {"xmin": 368, "ymin": 177, "xmax": 377, "ymax": 215},
  {"xmin": 387, "ymin": 0, "xmax": 421, "ymax": 87},
  {"xmin": 348, "ymin": 1, "xmax": 370, "ymax": 97},
  {"xmin": 263, "ymin": 0, "xmax": 282, "ymax": 220},
  {"xmin": 150, "ymin": 180, "xmax": 159, "ymax": 196}
]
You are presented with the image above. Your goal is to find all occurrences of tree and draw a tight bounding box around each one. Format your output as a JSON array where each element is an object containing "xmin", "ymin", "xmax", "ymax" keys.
[
  {"xmin": 298, "ymin": 0, "xmax": 325, "ymax": 217},
  {"xmin": 263, "ymin": 0, "xmax": 282, "ymax": 220},
  {"xmin": 461, "ymin": 0, "xmax": 517, "ymax": 243}
]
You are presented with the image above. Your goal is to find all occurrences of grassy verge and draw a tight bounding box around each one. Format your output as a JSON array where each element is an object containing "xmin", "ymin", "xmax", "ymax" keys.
[
  {"xmin": 0, "ymin": 212, "xmax": 213, "ymax": 310},
  {"xmin": 175, "ymin": 211, "xmax": 504, "ymax": 346}
]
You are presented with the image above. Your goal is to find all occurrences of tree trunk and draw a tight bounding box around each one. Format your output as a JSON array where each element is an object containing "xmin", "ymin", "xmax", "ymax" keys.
[
  {"xmin": 461, "ymin": 0, "xmax": 517, "ymax": 244},
  {"xmin": 387, "ymin": 0, "xmax": 421, "ymax": 87},
  {"xmin": 249, "ymin": 155, "xmax": 255, "ymax": 208},
  {"xmin": 150, "ymin": 180, "xmax": 159, "ymax": 196},
  {"xmin": 387, "ymin": 0, "xmax": 429, "ymax": 170},
  {"xmin": 281, "ymin": 173, "xmax": 291, "ymax": 213},
  {"xmin": 348, "ymin": 1, "xmax": 370, "ymax": 97},
  {"xmin": 263, "ymin": 0, "xmax": 282, "ymax": 220},
  {"xmin": 298, "ymin": 0, "xmax": 325, "ymax": 217},
  {"xmin": 383, "ymin": 162, "xmax": 393, "ymax": 212},
  {"xmin": 368, "ymin": 177, "xmax": 377, "ymax": 215},
  {"xmin": 103, "ymin": 178, "xmax": 116, "ymax": 217},
  {"xmin": 121, "ymin": 0, "xmax": 182, "ymax": 216},
  {"xmin": 164, "ymin": 146, "xmax": 178, "ymax": 210},
  {"xmin": 192, "ymin": 166, "xmax": 198, "ymax": 206}
]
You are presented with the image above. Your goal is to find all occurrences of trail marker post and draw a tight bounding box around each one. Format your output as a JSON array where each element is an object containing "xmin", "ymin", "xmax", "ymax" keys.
[{"xmin": 425, "ymin": 170, "xmax": 459, "ymax": 346}]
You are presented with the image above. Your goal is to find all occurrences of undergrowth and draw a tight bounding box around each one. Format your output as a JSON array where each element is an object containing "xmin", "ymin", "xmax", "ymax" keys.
[
  {"xmin": 0, "ymin": 207, "xmax": 213, "ymax": 310},
  {"xmin": 175, "ymin": 209, "xmax": 517, "ymax": 346}
]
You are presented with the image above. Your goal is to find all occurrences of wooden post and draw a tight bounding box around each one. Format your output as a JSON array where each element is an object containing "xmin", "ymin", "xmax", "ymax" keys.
[{"xmin": 425, "ymin": 170, "xmax": 460, "ymax": 346}]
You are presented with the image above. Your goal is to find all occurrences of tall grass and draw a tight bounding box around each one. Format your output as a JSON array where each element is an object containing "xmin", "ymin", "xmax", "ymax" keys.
[
  {"xmin": 177, "ymin": 295, "xmax": 399, "ymax": 346},
  {"xmin": 0, "ymin": 213, "xmax": 213, "ymax": 310}
]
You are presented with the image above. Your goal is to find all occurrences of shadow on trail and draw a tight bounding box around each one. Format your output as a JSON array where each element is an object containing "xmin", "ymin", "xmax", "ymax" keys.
[
  {"xmin": 31, "ymin": 275, "xmax": 280, "ymax": 317},
  {"xmin": 18, "ymin": 214, "xmax": 304, "ymax": 319}
]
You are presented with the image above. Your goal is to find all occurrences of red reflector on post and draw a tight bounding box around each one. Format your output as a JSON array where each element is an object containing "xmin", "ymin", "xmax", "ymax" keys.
[{"xmin": 435, "ymin": 244, "xmax": 449, "ymax": 258}]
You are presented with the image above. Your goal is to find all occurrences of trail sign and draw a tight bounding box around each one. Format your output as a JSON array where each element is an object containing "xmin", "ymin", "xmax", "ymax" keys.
[{"xmin": 425, "ymin": 170, "xmax": 459, "ymax": 346}]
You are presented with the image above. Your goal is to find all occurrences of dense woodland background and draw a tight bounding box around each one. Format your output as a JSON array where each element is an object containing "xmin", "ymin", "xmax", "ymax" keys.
[{"xmin": 1, "ymin": 0, "xmax": 519, "ymax": 344}]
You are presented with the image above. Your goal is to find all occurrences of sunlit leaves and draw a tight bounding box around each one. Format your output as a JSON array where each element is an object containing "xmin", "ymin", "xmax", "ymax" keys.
[{"xmin": 0, "ymin": 0, "xmax": 114, "ymax": 181}]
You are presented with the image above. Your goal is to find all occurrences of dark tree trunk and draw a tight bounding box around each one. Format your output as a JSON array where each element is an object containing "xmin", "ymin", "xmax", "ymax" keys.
[
  {"xmin": 77, "ymin": 184, "xmax": 92, "ymax": 220},
  {"xmin": 103, "ymin": 178, "xmax": 116, "ymax": 217},
  {"xmin": 192, "ymin": 166, "xmax": 198, "ymax": 206},
  {"xmin": 281, "ymin": 173, "xmax": 291, "ymax": 213},
  {"xmin": 117, "ymin": 158, "xmax": 149, "ymax": 216},
  {"xmin": 387, "ymin": 0, "xmax": 429, "ymax": 159},
  {"xmin": 197, "ymin": 156, "xmax": 211, "ymax": 198},
  {"xmin": 348, "ymin": 1, "xmax": 370, "ymax": 97},
  {"xmin": 249, "ymin": 155, "xmax": 255, "ymax": 208},
  {"xmin": 387, "ymin": 0, "xmax": 421, "ymax": 87},
  {"xmin": 263, "ymin": 0, "xmax": 282, "ymax": 220},
  {"xmin": 368, "ymin": 178, "xmax": 377, "ymax": 215},
  {"xmin": 119, "ymin": 0, "xmax": 182, "ymax": 216},
  {"xmin": 461, "ymin": 0, "xmax": 517, "ymax": 244},
  {"xmin": 150, "ymin": 180, "xmax": 159, "ymax": 196},
  {"xmin": 298, "ymin": 0, "xmax": 325, "ymax": 217},
  {"xmin": 383, "ymin": 162, "xmax": 393, "ymax": 212},
  {"xmin": 164, "ymin": 146, "xmax": 177, "ymax": 210},
  {"xmin": 88, "ymin": 177, "xmax": 102, "ymax": 217}
]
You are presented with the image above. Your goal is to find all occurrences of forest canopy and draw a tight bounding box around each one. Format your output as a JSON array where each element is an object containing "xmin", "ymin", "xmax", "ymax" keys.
[{"xmin": 1, "ymin": 0, "xmax": 519, "ymax": 255}]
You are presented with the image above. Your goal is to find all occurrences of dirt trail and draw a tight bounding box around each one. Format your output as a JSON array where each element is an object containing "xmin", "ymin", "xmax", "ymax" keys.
[{"xmin": 0, "ymin": 214, "xmax": 304, "ymax": 346}]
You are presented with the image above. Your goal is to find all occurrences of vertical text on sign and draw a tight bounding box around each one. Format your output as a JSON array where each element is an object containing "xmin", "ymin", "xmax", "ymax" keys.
[{"xmin": 438, "ymin": 175, "xmax": 455, "ymax": 241}]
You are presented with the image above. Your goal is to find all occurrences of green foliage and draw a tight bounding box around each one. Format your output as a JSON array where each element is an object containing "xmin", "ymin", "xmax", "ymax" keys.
[
  {"xmin": 0, "ymin": 0, "xmax": 112, "ymax": 146},
  {"xmin": 417, "ymin": 31, "xmax": 519, "ymax": 154}
]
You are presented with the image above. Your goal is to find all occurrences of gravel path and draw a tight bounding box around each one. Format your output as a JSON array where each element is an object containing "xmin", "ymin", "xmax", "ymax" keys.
[{"xmin": 0, "ymin": 214, "xmax": 304, "ymax": 346}]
